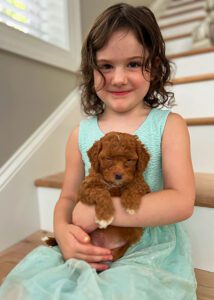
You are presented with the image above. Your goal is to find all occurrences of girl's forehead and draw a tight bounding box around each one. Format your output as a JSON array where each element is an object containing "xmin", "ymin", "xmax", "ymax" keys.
[{"xmin": 96, "ymin": 30, "xmax": 145, "ymax": 60}]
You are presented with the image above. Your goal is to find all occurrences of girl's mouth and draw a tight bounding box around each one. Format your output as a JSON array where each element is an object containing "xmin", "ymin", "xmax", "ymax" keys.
[{"xmin": 110, "ymin": 91, "xmax": 131, "ymax": 96}]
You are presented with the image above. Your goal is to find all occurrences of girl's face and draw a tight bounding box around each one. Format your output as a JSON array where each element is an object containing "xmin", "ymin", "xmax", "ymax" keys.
[{"xmin": 94, "ymin": 29, "xmax": 151, "ymax": 114}]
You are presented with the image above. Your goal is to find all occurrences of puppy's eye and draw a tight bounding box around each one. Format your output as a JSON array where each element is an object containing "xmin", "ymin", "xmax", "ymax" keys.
[
  {"xmin": 127, "ymin": 159, "xmax": 134, "ymax": 162},
  {"xmin": 125, "ymin": 159, "xmax": 137, "ymax": 166},
  {"xmin": 105, "ymin": 157, "xmax": 113, "ymax": 161}
]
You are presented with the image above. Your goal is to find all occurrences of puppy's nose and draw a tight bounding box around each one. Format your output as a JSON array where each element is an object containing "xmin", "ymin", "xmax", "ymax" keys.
[{"xmin": 115, "ymin": 173, "xmax": 122, "ymax": 180}]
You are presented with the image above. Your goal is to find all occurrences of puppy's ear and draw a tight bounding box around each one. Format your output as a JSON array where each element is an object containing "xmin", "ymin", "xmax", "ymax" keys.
[
  {"xmin": 87, "ymin": 140, "xmax": 102, "ymax": 172},
  {"xmin": 135, "ymin": 138, "xmax": 150, "ymax": 175}
]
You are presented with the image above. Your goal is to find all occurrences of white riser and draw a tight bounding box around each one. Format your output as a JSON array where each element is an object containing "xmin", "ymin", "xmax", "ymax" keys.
[
  {"xmin": 162, "ymin": 20, "xmax": 201, "ymax": 38},
  {"xmin": 189, "ymin": 126, "xmax": 214, "ymax": 173},
  {"xmin": 37, "ymin": 187, "xmax": 60, "ymax": 232},
  {"xmin": 172, "ymin": 52, "xmax": 214, "ymax": 77},
  {"xmin": 37, "ymin": 186, "xmax": 214, "ymax": 272},
  {"xmin": 166, "ymin": 36, "xmax": 192, "ymax": 55},
  {"xmin": 172, "ymin": 80, "xmax": 214, "ymax": 118},
  {"xmin": 184, "ymin": 206, "xmax": 214, "ymax": 272},
  {"xmin": 159, "ymin": 10, "xmax": 205, "ymax": 27},
  {"xmin": 164, "ymin": 2, "xmax": 205, "ymax": 15}
]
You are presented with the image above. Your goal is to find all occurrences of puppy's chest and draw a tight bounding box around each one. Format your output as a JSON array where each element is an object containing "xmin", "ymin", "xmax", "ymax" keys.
[{"xmin": 109, "ymin": 186, "xmax": 123, "ymax": 197}]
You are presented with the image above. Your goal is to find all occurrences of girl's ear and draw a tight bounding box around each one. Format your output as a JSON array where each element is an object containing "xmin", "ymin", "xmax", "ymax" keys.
[
  {"xmin": 135, "ymin": 138, "xmax": 150, "ymax": 175},
  {"xmin": 87, "ymin": 140, "xmax": 102, "ymax": 172}
]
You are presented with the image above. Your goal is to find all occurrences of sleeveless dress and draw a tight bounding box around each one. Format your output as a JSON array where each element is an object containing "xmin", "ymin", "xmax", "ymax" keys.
[{"xmin": 0, "ymin": 108, "xmax": 197, "ymax": 300}]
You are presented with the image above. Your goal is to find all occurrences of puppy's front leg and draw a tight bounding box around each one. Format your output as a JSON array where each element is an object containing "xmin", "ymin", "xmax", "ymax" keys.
[
  {"xmin": 94, "ymin": 190, "xmax": 115, "ymax": 229},
  {"xmin": 78, "ymin": 178, "xmax": 114, "ymax": 229},
  {"xmin": 121, "ymin": 190, "xmax": 142, "ymax": 215},
  {"xmin": 121, "ymin": 178, "xmax": 149, "ymax": 215}
]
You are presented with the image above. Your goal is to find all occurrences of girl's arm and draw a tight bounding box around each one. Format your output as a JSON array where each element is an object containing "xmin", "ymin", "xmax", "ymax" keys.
[
  {"xmin": 54, "ymin": 127, "xmax": 112, "ymax": 271},
  {"xmin": 73, "ymin": 113, "xmax": 195, "ymax": 229}
]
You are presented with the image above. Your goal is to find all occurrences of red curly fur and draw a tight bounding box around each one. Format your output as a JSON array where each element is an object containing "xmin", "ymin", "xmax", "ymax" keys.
[
  {"xmin": 45, "ymin": 132, "xmax": 150, "ymax": 261},
  {"xmin": 78, "ymin": 132, "xmax": 150, "ymax": 260}
]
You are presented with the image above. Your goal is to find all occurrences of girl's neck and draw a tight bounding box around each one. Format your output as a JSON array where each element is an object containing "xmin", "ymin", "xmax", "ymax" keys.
[{"xmin": 98, "ymin": 105, "xmax": 151, "ymax": 134}]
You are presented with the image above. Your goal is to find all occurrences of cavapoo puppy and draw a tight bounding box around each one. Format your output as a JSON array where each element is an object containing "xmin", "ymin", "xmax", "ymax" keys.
[
  {"xmin": 78, "ymin": 132, "xmax": 150, "ymax": 260},
  {"xmin": 45, "ymin": 132, "xmax": 150, "ymax": 261}
]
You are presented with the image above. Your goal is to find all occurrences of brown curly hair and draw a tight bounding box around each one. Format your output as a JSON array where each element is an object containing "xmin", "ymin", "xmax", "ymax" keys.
[{"xmin": 80, "ymin": 3, "xmax": 174, "ymax": 116}]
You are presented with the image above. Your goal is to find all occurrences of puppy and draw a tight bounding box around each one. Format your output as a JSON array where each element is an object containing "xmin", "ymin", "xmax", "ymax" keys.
[
  {"xmin": 45, "ymin": 132, "xmax": 150, "ymax": 261},
  {"xmin": 78, "ymin": 132, "xmax": 150, "ymax": 260}
]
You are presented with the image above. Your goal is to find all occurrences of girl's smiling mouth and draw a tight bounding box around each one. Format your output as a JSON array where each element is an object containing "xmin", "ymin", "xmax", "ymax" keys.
[{"xmin": 109, "ymin": 90, "xmax": 132, "ymax": 96}]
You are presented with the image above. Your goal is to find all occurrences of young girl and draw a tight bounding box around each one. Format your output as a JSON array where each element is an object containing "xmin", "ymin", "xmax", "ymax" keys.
[{"xmin": 0, "ymin": 3, "xmax": 197, "ymax": 299}]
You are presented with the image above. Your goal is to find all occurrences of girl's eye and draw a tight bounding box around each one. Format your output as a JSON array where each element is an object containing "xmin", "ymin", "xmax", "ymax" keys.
[
  {"xmin": 128, "ymin": 61, "xmax": 142, "ymax": 68},
  {"xmin": 98, "ymin": 64, "xmax": 113, "ymax": 71}
]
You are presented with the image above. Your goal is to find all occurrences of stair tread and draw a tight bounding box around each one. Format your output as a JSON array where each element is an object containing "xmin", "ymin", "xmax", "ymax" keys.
[
  {"xmin": 0, "ymin": 230, "xmax": 52, "ymax": 284},
  {"xmin": 34, "ymin": 172, "xmax": 214, "ymax": 208},
  {"xmin": 160, "ymin": 6, "xmax": 205, "ymax": 19},
  {"xmin": 160, "ymin": 15, "xmax": 205, "ymax": 30},
  {"xmin": 168, "ymin": 0, "xmax": 205, "ymax": 10},
  {"xmin": 168, "ymin": 46, "xmax": 214, "ymax": 59},
  {"xmin": 172, "ymin": 73, "xmax": 214, "ymax": 85}
]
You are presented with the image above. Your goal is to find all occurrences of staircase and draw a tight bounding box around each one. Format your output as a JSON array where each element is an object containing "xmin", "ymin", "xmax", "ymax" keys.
[{"xmin": 0, "ymin": 0, "xmax": 214, "ymax": 299}]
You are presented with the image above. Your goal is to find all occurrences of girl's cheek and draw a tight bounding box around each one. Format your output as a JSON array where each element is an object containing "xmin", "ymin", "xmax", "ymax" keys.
[{"xmin": 94, "ymin": 72, "xmax": 106, "ymax": 91}]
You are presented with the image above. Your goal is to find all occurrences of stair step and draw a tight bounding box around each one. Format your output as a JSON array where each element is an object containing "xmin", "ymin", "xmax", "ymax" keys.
[
  {"xmin": 165, "ymin": 32, "xmax": 192, "ymax": 42},
  {"xmin": 0, "ymin": 230, "xmax": 213, "ymax": 299},
  {"xmin": 35, "ymin": 172, "xmax": 214, "ymax": 209},
  {"xmin": 172, "ymin": 73, "xmax": 214, "ymax": 85},
  {"xmin": 167, "ymin": 0, "xmax": 205, "ymax": 11},
  {"xmin": 162, "ymin": 19, "xmax": 203, "ymax": 39},
  {"xmin": 168, "ymin": 45, "xmax": 214, "ymax": 59},
  {"xmin": 0, "ymin": 230, "xmax": 52, "ymax": 285},
  {"xmin": 160, "ymin": 16, "xmax": 205, "ymax": 30},
  {"xmin": 186, "ymin": 117, "xmax": 214, "ymax": 126},
  {"xmin": 195, "ymin": 269, "xmax": 214, "ymax": 300},
  {"xmin": 165, "ymin": 35, "xmax": 192, "ymax": 55},
  {"xmin": 159, "ymin": 9, "xmax": 206, "ymax": 28},
  {"xmin": 35, "ymin": 172, "xmax": 64, "ymax": 189},
  {"xmin": 160, "ymin": 6, "xmax": 205, "ymax": 19}
]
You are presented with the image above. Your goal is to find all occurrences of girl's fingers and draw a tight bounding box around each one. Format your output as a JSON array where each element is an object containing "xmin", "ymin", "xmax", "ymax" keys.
[
  {"xmin": 76, "ymin": 252, "xmax": 113, "ymax": 263},
  {"xmin": 78, "ymin": 243, "xmax": 112, "ymax": 256},
  {"xmin": 68, "ymin": 225, "xmax": 91, "ymax": 243},
  {"xmin": 89, "ymin": 262, "xmax": 110, "ymax": 271}
]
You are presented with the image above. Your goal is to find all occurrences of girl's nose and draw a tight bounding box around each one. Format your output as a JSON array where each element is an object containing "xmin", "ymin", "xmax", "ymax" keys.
[{"xmin": 111, "ymin": 68, "xmax": 128, "ymax": 86}]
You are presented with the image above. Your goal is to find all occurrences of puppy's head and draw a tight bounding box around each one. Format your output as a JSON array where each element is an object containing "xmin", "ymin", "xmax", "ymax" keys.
[{"xmin": 87, "ymin": 132, "xmax": 150, "ymax": 186}]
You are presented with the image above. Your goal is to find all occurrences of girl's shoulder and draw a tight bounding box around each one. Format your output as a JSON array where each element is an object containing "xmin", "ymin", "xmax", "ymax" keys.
[
  {"xmin": 162, "ymin": 112, "xmax": 190, "ymax": 148},
  {"xmin": 165, "ymin": 112, "xmax": 187, "ymax": 131}
]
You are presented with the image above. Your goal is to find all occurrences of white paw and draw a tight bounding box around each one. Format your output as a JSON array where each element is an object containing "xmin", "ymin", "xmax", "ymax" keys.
[
  {"xmin": 95, "ymin": 216, "xmax": 114, "ymax": 228},
  {"xmin": 126, "ymin": 209, "xmax": 136, "ymax": 215}
]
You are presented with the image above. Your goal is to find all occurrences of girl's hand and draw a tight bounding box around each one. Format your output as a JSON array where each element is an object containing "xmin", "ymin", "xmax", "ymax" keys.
[
  {"xmin": 72, "ymin": 202, "xmax": 98, "ymax": 233},
  {"xmin": 55, "ymin": 222, "xmax": 113, "ymax": 271}
]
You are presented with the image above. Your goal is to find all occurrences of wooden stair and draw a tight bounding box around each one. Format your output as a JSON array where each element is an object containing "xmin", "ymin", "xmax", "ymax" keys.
[
  {"xmin": 161, "ymin": 1, "xmax": 214, "ymax": 298},
  {"xmin": 0, "ymin": 230, "xmax": 52, "ymax": 285}
]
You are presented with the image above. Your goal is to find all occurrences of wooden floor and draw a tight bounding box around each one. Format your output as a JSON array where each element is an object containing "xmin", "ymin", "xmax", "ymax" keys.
[{"xmin": 0, "ymin": 231, "xmax": 214, "ymax": 299}]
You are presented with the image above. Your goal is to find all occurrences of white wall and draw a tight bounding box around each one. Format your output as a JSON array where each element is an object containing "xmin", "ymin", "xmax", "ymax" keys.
[{"xmin": 0, "ymin": 90, "xmax": 83, "ymax": 251}]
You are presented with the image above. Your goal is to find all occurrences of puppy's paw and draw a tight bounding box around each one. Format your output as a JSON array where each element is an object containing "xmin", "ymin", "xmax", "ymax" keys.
[
  {"xmin": 126, "ymin": 209, "xmax": 136, "ymax": 215},
  {"xmin": 95, "ymin": 216, "xmax": 114, "ymax": 229}
]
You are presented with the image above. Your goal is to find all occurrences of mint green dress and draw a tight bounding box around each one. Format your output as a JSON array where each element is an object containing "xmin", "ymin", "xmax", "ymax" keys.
[{"xmin": 0, "ymin": 109, "xmax": 197, "ymax": 300}]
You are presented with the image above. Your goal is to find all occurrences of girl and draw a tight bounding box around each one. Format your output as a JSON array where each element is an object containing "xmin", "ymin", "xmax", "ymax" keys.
[{"xmin": 0, "ymin": 3, "xmax": 197, "ymax": 299}]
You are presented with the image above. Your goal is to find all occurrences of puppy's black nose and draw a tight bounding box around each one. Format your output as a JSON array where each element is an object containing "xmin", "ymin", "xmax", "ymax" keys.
[{"xmin": 115, "ymin": 174, "xmax": 122, "ymax": 180}]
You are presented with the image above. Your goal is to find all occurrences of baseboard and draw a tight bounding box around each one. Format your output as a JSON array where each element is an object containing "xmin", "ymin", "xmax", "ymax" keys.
[{"xmin": 0, "ymin": 88, "xmax": 81, "ymax": 191}]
